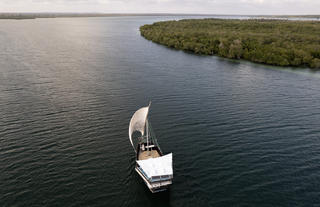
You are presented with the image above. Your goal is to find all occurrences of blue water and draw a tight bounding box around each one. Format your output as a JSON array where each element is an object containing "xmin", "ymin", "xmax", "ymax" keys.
[{"xmin": 0, "ymin": 16, "xmax": 320, "ymax": 206}]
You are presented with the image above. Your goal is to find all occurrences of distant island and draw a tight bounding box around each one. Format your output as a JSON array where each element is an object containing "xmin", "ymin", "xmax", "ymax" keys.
[
  {"xmin": 0, "ymin": 13, "xmax": 168, "ymax": 19},
  {"xmin": 1, "ymin": 13, "xmax": 320, "ymax": 20},
  {"xmin": 1, "ymin": 13, "xmax": 214, "ymax": 20},
  {"xmin": 140, "ymin": 19, "xmax": 320, "ymax": 69}
]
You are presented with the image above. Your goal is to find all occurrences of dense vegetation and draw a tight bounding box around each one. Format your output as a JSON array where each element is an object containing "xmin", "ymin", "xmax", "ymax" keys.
[{"xmin": 140, "ymin": 19, "xmax": 320, "ymax": 69}]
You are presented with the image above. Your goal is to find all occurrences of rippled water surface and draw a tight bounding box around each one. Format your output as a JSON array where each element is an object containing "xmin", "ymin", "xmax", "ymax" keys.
[{"xmin": 1, "ymin": 16, "xmax": 320, "ymax": 206}]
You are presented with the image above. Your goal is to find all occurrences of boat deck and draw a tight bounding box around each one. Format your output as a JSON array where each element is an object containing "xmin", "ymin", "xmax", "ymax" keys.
[{"xmin": 138, "ymin": 150, "xmax": 160, "ymax": 160}]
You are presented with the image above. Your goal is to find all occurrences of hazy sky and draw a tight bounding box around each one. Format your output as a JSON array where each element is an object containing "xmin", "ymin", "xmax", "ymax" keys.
[{"xmin": 0, "ymin": 0, "xmax": 319, "ymax": 15}]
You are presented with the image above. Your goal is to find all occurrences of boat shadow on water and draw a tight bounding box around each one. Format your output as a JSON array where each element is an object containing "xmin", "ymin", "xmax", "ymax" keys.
[
  {"xmin": 131, "ymin": 171, "xmax": 172, "ymax": 206},
  {"xmin": 145, "ymin": 184, "xmax": 172, "ymax": 206}
]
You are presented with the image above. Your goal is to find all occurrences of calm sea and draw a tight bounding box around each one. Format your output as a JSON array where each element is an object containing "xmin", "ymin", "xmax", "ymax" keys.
[{"xmin": 1, "ymin": 16, "xmax": 320, "ymax": 206}]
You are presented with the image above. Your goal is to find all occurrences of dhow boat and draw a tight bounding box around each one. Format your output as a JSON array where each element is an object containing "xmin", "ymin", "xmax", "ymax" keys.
[{"xmin": 129, "ymin": 103, "xmax": 173, "ymax": 193}]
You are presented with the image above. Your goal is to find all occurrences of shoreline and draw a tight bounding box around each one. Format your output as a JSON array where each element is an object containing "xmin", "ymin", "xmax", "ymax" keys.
[{"xmin": 140, "ymin": 19, "xmax": 320, "ymax": 69}]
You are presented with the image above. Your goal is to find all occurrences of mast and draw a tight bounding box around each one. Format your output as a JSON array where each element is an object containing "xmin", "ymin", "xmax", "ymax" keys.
[
  {"xmin": 147, "ymin": 101, "xmax": 152, "ymax": 154},
  {"xmin": 146, "ymin": 118, "xmax": 149, "ymax": 151}
]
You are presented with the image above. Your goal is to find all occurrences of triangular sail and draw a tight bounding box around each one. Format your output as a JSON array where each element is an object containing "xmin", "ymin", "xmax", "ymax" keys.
[{"xmin": 129, "ymin": 104, "xmax": 150, "ymax": 151}]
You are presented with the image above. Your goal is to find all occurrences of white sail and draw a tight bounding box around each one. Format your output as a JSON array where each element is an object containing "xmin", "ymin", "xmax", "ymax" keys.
[{"xmin": 129, "ymin": 104, "xmax": 150, "ymax": 151}]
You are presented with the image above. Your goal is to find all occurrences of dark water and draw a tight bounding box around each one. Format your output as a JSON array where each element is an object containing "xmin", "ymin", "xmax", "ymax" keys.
[{"xmin": 1, "ymin": 16, "xmax": 320, "ymax": 207}]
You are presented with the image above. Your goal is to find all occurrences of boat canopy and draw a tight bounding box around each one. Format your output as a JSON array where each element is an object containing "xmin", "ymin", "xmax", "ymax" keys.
[
  {"xmin": 136, "ymin": 153, "xmax": 173, "ymax": 178},
  {"xmin": 129, "ymin": 104, "xmax": 150, "ymax": 151}
]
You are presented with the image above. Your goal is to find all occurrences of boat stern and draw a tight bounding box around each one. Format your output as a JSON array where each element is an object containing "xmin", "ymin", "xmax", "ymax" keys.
[
  {"xmin": 136, "ymin": 153, "xmax": 173, "ymax": 193},
  {"xmin": 135, "ymin": 166, "xmax": 173, "ymax": 193}
]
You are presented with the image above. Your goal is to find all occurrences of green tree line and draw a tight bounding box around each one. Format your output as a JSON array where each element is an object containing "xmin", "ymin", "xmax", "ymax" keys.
[{"xmin": 140, "ymin": 19, "xmax": 320, "ymax": 69}]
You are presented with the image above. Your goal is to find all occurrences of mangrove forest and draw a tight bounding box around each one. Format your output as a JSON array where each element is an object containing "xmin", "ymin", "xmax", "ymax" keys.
[{"xmin": 140, "ymin": 19, "xmax": 320, "ymax": 69}]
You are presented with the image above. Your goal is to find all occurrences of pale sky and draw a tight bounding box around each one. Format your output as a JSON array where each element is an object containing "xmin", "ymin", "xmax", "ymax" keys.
[{"xmin": 0, "ymin": 0, "xmax": 319, "ymax": 15}]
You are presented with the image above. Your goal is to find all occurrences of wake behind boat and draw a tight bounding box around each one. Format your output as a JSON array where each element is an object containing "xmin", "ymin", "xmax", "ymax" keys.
[{"xmin": 129, "ymin": 103, "xmax": 173, "ymax": 193}]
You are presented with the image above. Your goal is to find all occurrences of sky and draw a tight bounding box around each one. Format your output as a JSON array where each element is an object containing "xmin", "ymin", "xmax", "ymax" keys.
[{"xmin": 0, "ymin": 0, "xmax": 319, "ymax": 15}]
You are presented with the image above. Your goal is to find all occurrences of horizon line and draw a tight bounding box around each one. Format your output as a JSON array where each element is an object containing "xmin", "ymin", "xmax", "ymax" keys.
[{"xmin": 0, "ymin": 12, "xmax": 319, "ymax": 16}]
